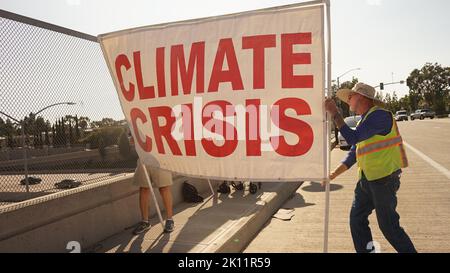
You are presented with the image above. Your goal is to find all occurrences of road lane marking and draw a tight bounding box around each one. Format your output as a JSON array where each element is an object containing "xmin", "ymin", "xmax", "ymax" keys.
[{"xmin": 403, "ymin": 141, "xmax": 450, "ymax": 180}]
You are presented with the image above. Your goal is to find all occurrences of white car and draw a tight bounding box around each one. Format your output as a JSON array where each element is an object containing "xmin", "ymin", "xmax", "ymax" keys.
[
  {"xmin": 338, "ymin": 115, "xmax": 362, "ymax": 150},
  {"xmin": 395, "ymin": 110, "xmax": 409, "ymax": 121}
]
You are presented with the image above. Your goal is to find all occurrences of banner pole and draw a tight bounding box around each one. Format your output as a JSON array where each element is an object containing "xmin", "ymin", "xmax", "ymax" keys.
[
  {"xmin": 323, "ymin": 0, "xmax": 332, "ymax": 253},
  {"xmin": 141, "ymin": 162, "xmax": 165, "ymax": 229},
  {"xmin": 207, "ymin": 179, "xmax": 215, "ymax": 197}
]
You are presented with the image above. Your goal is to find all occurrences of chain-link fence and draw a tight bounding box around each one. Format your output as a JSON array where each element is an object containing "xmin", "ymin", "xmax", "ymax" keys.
[{"xmin": 0, "ymin": 10, "xmax": 138, "ymax": 207}]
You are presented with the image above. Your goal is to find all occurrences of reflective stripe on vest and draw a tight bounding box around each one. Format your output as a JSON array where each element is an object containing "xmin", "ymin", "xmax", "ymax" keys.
[
  {"xmin": 357, "ymin": 135, "xmax": 403, "ymax": 157},
  {"xmin": 392, "ymin": 119, "xmax": 409, "ymax": 168}
]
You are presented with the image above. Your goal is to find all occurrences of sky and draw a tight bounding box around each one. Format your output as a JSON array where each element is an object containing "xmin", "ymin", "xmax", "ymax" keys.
[{"xmin": 1, "ymin": 0, "xmax": 450, "ymax": 120}]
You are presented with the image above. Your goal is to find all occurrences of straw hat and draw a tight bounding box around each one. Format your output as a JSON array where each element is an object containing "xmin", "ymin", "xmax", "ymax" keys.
[{"xmin": 336, "ymin": 82, "xmax": 384, "ymax": 106}]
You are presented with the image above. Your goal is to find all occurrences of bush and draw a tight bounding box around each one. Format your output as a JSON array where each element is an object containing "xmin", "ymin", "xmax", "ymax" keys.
[{"xmin": 79, "ymin": 126, "xmax": 125, "ymax": 149}]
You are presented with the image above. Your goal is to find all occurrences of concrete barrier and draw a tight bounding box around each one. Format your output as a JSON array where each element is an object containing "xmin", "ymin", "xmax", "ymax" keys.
[{"xmin": 0, "ymin": 173, "xmax": 219, "ymax": 253}]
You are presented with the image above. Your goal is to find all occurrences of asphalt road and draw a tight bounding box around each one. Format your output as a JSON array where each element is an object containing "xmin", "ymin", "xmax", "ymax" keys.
[
  {"xmin": 0, "ymin": 171, "xmax": 133, "ymax": 207},
  {"xmin": 397, "ymin": 118, "xmax": 450, "ymax": 171}
]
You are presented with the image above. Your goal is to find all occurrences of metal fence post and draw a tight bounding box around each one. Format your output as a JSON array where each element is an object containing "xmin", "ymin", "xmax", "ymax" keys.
[{"xmin": 21, "ymin": 123, "xmax": 30, "ymax": 193}]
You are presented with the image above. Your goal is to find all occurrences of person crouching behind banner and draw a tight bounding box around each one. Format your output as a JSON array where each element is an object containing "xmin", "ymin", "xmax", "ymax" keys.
[
  {"xmin": 324, "ymin": 82, "xmax": 416, "ymax": 253},
  {"xmin": 132, "ymin": 159, "xmax": 174, "ymax": 235}
]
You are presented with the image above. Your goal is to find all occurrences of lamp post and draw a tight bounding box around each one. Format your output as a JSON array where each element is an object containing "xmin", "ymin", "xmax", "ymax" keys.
[
  {"xmin": 0, "ymin": 102, "xmax": 76, "ymax": 193},
  {"xmin": 333, "ymin": 68, "xmax": 361, "ymax": 144},
  {"xmin": 336, "ymin": 67, "xmax": 361, "ymax": 90}
]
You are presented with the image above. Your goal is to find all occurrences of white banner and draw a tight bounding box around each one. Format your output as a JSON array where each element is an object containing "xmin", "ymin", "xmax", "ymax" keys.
[{"xmin": 99, "ymin": 3, "xmax": 327, "ymax": 181}]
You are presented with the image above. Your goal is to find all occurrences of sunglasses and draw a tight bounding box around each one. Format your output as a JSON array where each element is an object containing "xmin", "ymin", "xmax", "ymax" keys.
[{"xmin": 348, "ymin": 93, "xmax": 358, "ymax": 100}]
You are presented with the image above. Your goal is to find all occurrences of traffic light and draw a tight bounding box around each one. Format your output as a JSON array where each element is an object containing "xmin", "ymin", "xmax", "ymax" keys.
[{"xmin": 380, "ymin": 82, "xmax": 384, "ymax": 90}]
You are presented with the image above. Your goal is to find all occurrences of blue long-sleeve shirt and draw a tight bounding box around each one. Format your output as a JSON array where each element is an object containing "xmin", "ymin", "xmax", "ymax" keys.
[{"xmin": 340, "ymin": 109, "xmax": 392, "ymax": 168}]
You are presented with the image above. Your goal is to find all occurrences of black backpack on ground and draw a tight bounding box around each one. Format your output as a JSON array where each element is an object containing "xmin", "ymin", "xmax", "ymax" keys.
[
  {"xmin": 217, "ymin": 181, "xmax": 231, "ymax": 194},
  {"xmin": 182, "ymin": 182, "xmax": 204, "ymax": 203}
]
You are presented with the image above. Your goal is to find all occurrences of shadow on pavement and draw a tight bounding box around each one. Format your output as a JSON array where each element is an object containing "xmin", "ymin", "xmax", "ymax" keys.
[
  {"xmin": 301, "ymin": 181, "xmax": 343, "ymax": 192},
  {"xmin": 281, "ymin": 192, "xmax": 315, "ymax": 209},
  {"xmin": 0, "ymin": 191, "xmax": 53, "ymax": 203}
]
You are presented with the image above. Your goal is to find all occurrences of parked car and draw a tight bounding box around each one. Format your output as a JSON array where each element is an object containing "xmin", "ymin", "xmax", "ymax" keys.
[
  {"xmin": 410, "ymin": 109, "xmax": 435, "ymax": 120},
  {"xmin": 395, "ymin": 110, "xmax": 409, "ymax": 121},
  {"xmin": 338, "ymin": 115, "xmax": 362, "ymax": 150},
  {"xmin": 55, "ymin": 179, "xmax": 82, "ymax": 189},
  {"xmin": 20, "ymin": 176, "xmax": 42, "ymax": 185}
]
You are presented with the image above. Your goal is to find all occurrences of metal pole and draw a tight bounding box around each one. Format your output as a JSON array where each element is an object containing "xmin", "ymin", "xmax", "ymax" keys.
[
  {"xmin": 335, "ymin": 78, "xmax": 340, "ymax": 145},
  {"xmin": 140, "ymin": 163, "xmax": 165, "ymax": 229},
  {"xmin": 324, "ymin": 0, "xmax": 332, "ymax": 253},
  {"xmin": 21, "ymin": 123, "xmax": 30, "ymax": 193},
  {"xmin": 207, "ymin": 179, "xmax": 215, "ymax": 197}
]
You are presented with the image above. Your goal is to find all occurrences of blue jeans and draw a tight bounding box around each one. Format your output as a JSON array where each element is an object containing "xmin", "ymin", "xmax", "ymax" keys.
[{"xmin": 350, "ymin": 170, "xmax": 417, "ymax": 253}]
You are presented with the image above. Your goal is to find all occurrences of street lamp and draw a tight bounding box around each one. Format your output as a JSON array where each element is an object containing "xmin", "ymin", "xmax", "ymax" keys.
[
  {"xmin": 332, "ymin": 68, "xmax": 361, "ymax": 145},
  {"xmin": 0, "ymin": 102, "xmax": 76, "ymax": 193},
  {"xmin": 336, "ymin": 67, "xmax": 361, "ymax": 89},
  {"xmin": 34, "ymin": 102, "xmax": 76, "ymax": 116}
]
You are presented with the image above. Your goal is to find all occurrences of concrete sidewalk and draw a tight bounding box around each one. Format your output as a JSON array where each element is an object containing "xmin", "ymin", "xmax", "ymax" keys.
[
  {"xmin": 91, "ymin": 181, "xmax": 302, "ymax": 253},
  {"xmin": 245, "ymin": 147, "xmax": 450, "ymax": 253}
]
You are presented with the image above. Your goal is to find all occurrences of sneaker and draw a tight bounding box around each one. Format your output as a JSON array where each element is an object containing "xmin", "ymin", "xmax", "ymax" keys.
[
  {"xmin": 164, "ymin": 219, "xmax": 175, "ymax": 233},
  {"xmin": 132, "ymin": 221, "xmax": 151, "ymax": 235}
]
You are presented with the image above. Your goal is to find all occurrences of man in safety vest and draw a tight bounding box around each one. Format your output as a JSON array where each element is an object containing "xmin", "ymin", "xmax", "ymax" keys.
[{"xmin": 325, "ymin": 82, "xmax": 416, "ymax": 253}]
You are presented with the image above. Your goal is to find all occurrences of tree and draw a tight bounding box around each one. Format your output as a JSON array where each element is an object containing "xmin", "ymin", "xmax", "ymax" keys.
[
  {"xmin": 57, "ymin": 118, "xmax": 62, "ymax": 146},
  {"xmin": 51, "ymin": 125, "xmax": 56, "ymax": 146},
  {"xmin": 61, "ymin": 117, "xmax": 67, "ymax": 146},
  {"xmin": 398, "ymin": 95, "xmax": 411, "ymax": 112},
  {"xmin": 56, "ymin": 120, "xmax": 61, "ymax": 147},
  {"xmin": 408, "ymin": 92, "xmax": 421, "ymax": 112},
  {"xmin": 384, "ymin": 93, "xmax": 392, "ymax": 112},
  {"xmin": 0, "ymin": 117, "xmax": 6, "ymax": 139},
  {"xmin": 407, "ymin": 63, "xmax": 450, "ymax": 115},
  {"xmin": 5, "ymin": 120, "xmax": 17, "ymax": 148},
  {"xmin": 34, "ymin": 116, "xmax": 47, "ymax": 148},
  {"xmin": 383, "ymin": 92, "xmax": 402, "ymax": 113},
  {"xmin": 54, "ymin": 118, "xmax": 67, "ymax": 147},
  {"xmin": 392, "ymin": 91, "xmax": 400, "ymax": 112},
  {"xmin": 75, "ymin": 115, "xmax": 80, "ymax": 141},
  {"xmin": 118, "ymin": 131, "xmax": 131, "ymax": 159},
  {"xmin": 375, "ymin": 91, "xmax": 383, "ymax": 101},
  {"xmin": 0, "ymin": 118, "xmax": 17, "ymax": 148},
  {"xmin": 90, "ymin": 118, "xmax": 122, "ymax": 128},
  {"xmin": 98, "ymin": 136, "xmax": 107, "ymax": 159},
  {"xmin": 44, "ymin": 127, "xmax": 50, "ymax": 146},
  {"xmin": 78, "ymin": 116, "xmax": 90, "ymax": 130},
  {"xmin": 68, "ymin": 121, "xmax": 73, "ymax": 145}
]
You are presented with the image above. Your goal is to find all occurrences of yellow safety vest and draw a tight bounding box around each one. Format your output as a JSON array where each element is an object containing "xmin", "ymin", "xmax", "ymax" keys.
[{"xmin": 356, "ymin": 106, "xmax": 409, "ymax": 181}]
